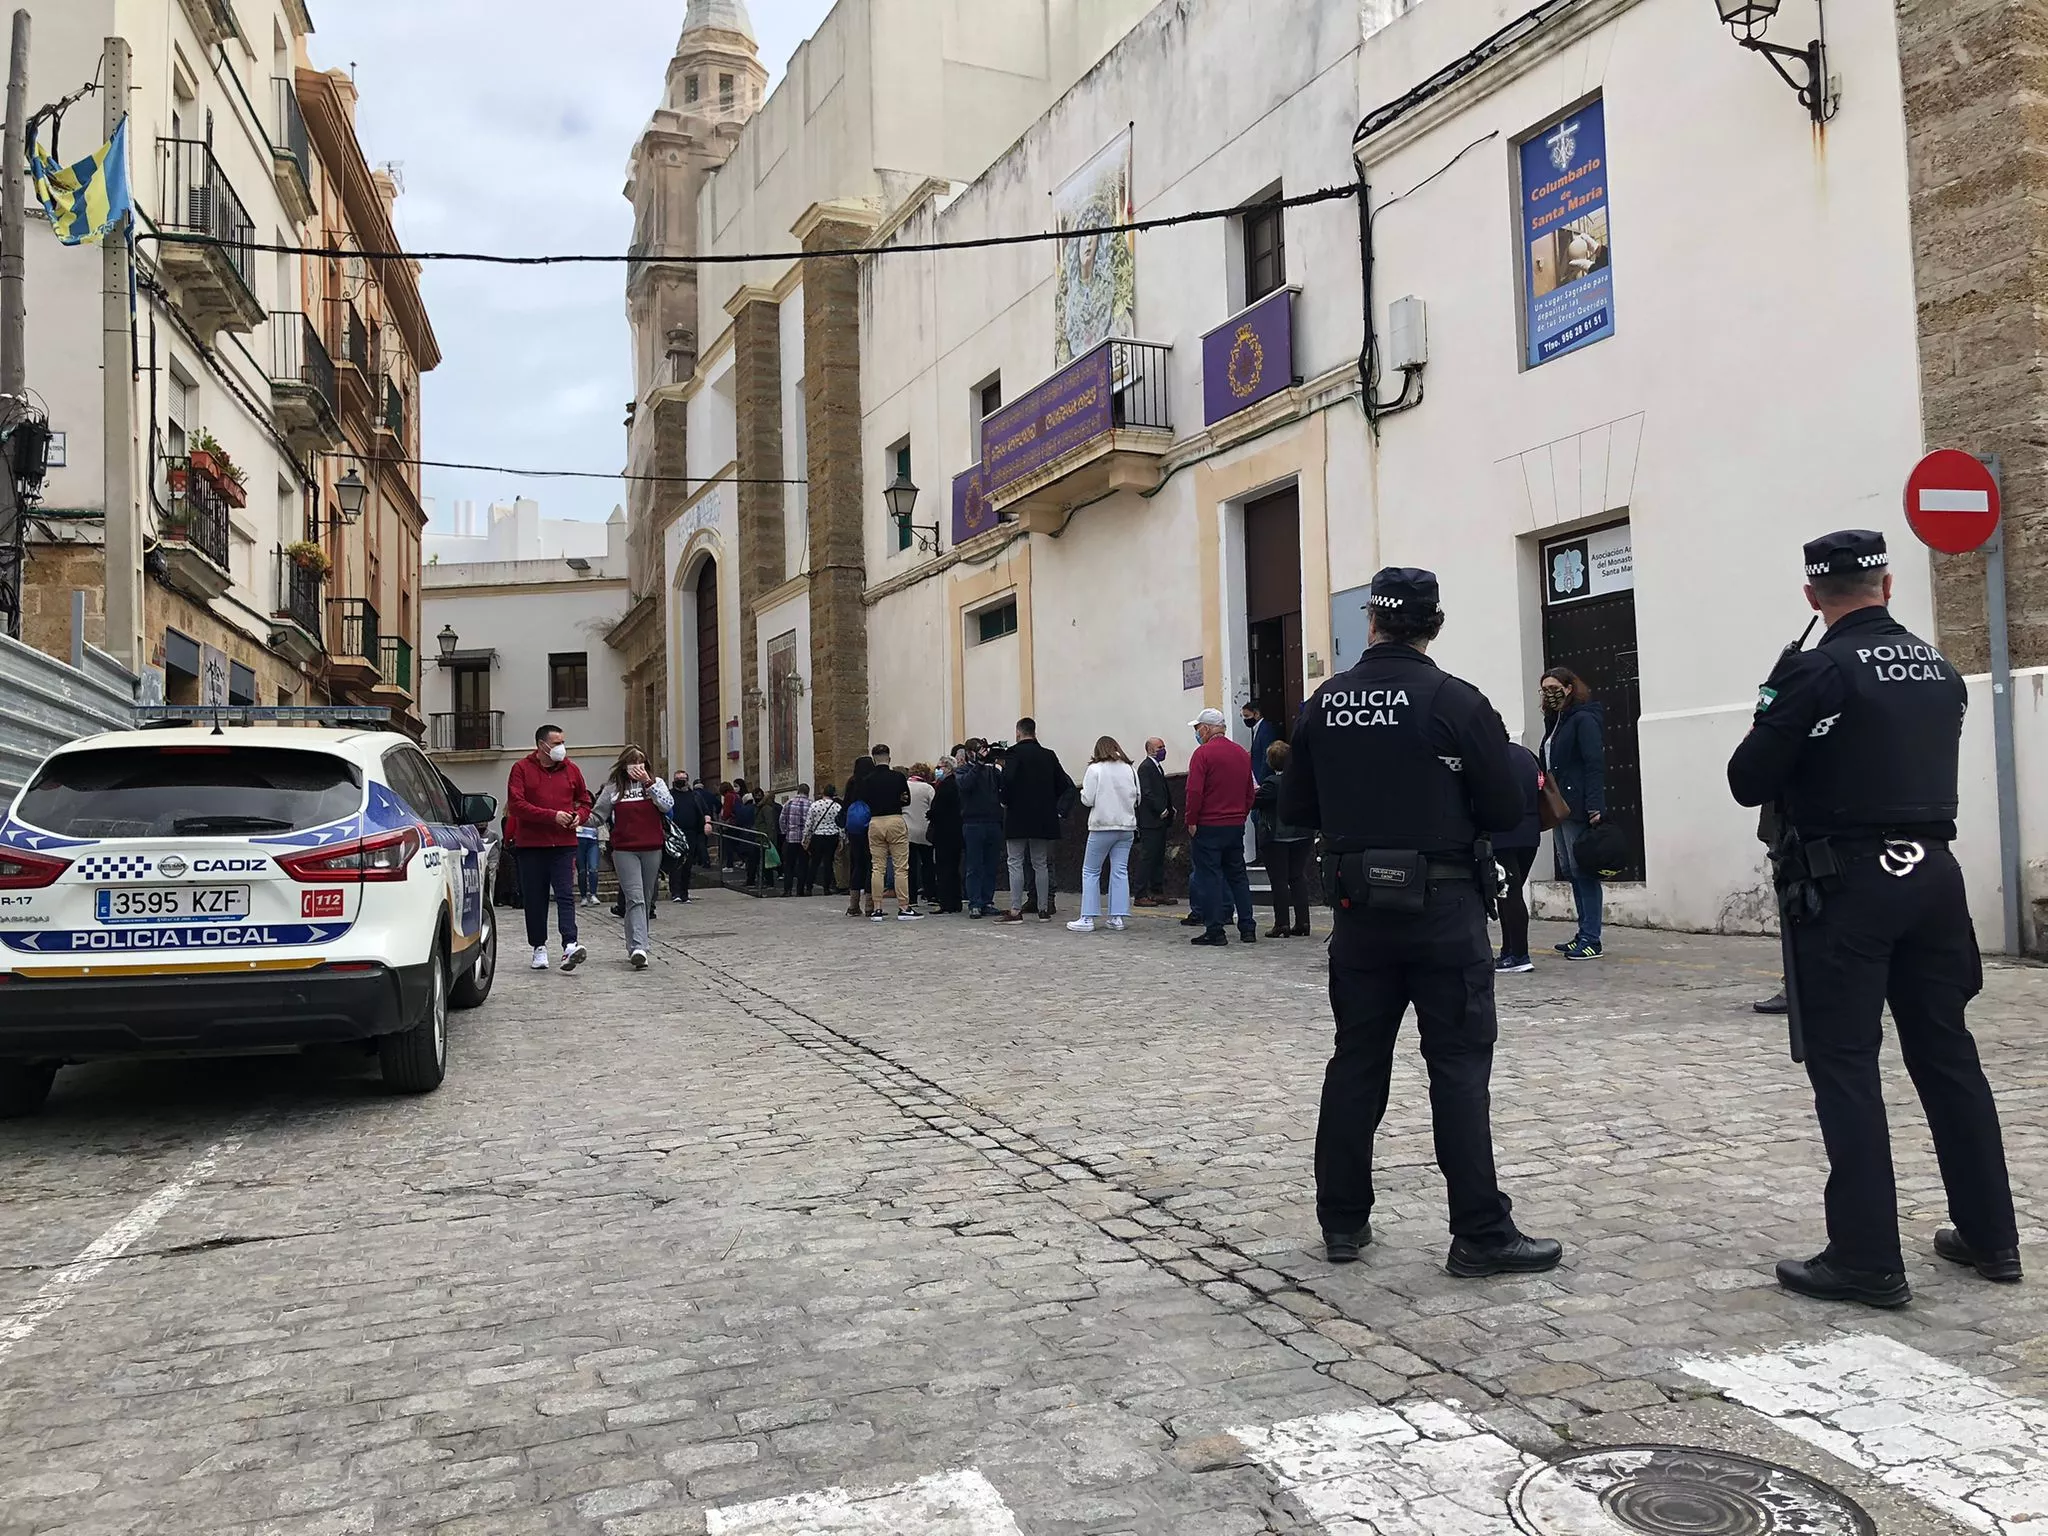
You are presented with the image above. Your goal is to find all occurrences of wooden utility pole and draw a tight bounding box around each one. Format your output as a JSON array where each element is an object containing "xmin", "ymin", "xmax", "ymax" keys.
[{"xmin": 0, "ymin": 10, "xmax": 29, "ymax": 641}]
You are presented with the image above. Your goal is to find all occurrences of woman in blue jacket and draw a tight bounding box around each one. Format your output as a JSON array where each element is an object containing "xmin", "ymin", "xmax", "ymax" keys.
[{"xmin": 1540, "ymin": 667, "xmax": 1607, "ymax": 959}]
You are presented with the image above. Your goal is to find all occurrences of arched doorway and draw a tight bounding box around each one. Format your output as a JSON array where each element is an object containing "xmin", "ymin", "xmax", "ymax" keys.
[{"xmin": 695, "ymin": 557, "xmax": 721, "ymax": 784}]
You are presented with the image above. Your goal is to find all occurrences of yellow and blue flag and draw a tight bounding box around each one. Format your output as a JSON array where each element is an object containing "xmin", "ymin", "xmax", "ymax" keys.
[{"xmin": 31, "ymin": 117, "xmax": 131, "ymax": 246}]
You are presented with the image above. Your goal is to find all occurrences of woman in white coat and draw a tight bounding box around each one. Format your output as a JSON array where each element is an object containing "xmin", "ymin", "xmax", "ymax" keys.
[{"xmin": 1070, "ymin": 736, "xmax": 1140, "ymax": 933}]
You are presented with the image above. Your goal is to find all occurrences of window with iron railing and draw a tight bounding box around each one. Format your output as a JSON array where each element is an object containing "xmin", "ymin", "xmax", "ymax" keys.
[
  {"xmin": 270, "ymin": 311, "xmax": 336, "ymax": 411},
  {"xmin": 277, "ymin": 546, "xmax": 324, "ymax": 638},
  {"xmin": 156, "ymin": 138, "xmax": 257, "ymax": 294},
  {"xmin": 331, "ymin": 596, "xmax": 381, "ymax": 664},
  {"xmin": 162, "ymin": 454, "xmax": 232, "ymax": 569},
  {"xmin": 271, "ymin": 77, "xmax": 311, "ymax": 177}
]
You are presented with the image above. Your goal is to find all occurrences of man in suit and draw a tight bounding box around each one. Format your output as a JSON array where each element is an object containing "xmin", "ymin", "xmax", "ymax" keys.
[
  {"xmin": 998, "ymin": 718, "xmax": 1076, "ymax": 923},
  {"xmin": 1244, "ymin": 702, "xmax": 1280, "ymax": 785},
  {"xmin": 1133, "ymin": 737, "xmax": 1176, "ymax": 906}
]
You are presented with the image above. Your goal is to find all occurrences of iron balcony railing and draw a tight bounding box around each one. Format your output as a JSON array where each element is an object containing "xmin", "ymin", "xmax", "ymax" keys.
[
  {"xmin": 276, "ymin": 547, "xmax": 325, "ymax": 637},
  {"xmin": 379, "ymin": 635, "xmax": 414, "ymax": 693},
  {"xmin": 1106, "ymin": 337, "xmax": 1172, "ymax": 432},
  {"xmin": 332, "ymin": 298, "xmax": 371, "ymax": 376},
  {"xmin": 430, "ymin": 711, "xmax": 503, "ymax": 753},
  {"xmin": 162, "ymin": 454, "xmax": 232, "ymax": 569},
  {"xmin": 272, "ymin": 77, "xmax": 311, "ymax": 178},
  {"xmin": 380, "ymin": 380, "xmax": 406, "ymax": 444},
  {"xmin": 331, "ymin": 596, "xmax": 380, "ymax": 665},
  {"xmin": 157, "ymin": 138, "xmax": 256, "ymax": 292},
  {"xmin": 270, "ymin": 311, "xmax": 337, "ymax": 412}
]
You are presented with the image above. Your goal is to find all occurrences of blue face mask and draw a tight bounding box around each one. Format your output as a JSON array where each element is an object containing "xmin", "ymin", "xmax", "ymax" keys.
[{"xmin": 1151, "ymin": 748, "xmax": 1166, "ymax": 763}]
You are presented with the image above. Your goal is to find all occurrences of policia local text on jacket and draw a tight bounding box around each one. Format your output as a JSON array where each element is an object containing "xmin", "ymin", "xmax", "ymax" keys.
[
  {"xmin": 1727, "ymin": 528, "xmax": 2020, "ymax": 1306},
  {"xmin": 1280, "ymin": 566, "xmax": 1563, "ymax": 1278}
]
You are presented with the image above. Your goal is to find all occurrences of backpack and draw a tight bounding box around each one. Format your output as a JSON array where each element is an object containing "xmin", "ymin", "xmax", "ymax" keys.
[{"xmin": 844, "ymin": 800, "xmax": 873, "ymax": 835}]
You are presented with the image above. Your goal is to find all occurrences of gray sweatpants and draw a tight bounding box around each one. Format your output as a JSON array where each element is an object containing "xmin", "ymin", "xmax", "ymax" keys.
[{"xmin": 613, "ymin": 848, "xmax": 664, "ymax": 955}]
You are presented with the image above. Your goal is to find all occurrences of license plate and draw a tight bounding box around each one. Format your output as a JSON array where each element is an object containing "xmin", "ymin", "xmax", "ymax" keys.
[{"xmin": 96, "ymin": 886, "xmax": 252, "ymax": 924}]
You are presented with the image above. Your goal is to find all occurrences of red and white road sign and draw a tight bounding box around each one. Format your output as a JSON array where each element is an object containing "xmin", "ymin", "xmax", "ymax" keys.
[{"xmin": 1904, "ymin": 450, "xmax": 2001, "ymax": 554}]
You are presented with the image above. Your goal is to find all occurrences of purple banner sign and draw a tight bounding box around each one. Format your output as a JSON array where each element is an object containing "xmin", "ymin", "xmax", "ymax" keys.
[
  {"xmin": 981, "ymin": 345, "xmax": 1116, "ymax": 495},
  {"xmin": 952, "ymin": 463, "xmax": 997, "ymax": 546},
  {"xmin": 1201, "ymin": 288, "xmax": 1295, "ymax": 426}
]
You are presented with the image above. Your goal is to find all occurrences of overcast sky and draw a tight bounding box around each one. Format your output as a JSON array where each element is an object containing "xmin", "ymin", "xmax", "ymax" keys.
[{"xmin": 311, "ymin": 1, "xmax": 835, "ymax": 527}]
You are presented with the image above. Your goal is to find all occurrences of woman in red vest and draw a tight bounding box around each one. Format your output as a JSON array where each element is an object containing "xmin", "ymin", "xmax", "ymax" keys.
[{"xmin": 593, "ymin": 746, "xmax": 675, "ymax": 971}]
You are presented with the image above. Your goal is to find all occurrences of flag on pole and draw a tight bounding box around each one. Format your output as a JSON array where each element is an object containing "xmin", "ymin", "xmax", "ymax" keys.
[{"xmin": 31, "ymin": 117, "xmax": 132, "ymax": 246}]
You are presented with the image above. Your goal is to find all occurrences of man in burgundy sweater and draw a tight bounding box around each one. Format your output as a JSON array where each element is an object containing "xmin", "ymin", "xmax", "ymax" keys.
[
  {"xmin": 506, "ymin": 723, "xmax": 594, "ymax": 971},
  {"xmin": 1184, "ymin": 707, "xmax": 1258, "ymax": 946}
]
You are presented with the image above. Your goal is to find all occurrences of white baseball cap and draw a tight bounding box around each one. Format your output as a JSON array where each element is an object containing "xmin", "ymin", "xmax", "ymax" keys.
[{"xmin": 1189, "ymin": 708, "xmax": 1227, "ymax": 728}]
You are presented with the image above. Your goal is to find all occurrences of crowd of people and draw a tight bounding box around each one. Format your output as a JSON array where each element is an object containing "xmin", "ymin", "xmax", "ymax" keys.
[{"xmin": 496, "ymin": 676, "xmax": 1618, "ymax": 974}]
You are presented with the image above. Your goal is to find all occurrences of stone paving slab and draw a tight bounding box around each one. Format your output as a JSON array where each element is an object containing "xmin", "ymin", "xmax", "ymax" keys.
[{"xmin": 0, "ymin": 889, "xmax": 2040, "ymax": 1533}]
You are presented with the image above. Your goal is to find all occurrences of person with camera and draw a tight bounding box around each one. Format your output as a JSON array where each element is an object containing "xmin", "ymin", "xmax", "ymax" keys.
[
  {"xmin": 1282, "ymin": 567, "xmax": 1563, "ymax": 1278},
  {"xmin": 955, "ymin": 741, "xmax": 1005, "ymax": 918}
]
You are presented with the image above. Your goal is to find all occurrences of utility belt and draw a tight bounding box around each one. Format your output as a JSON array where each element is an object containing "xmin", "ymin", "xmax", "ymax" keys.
[
  {"xmin": 1774, "ymin": 832, "xmax": 1948, "ymax": 891},
  {"xmin": 1323, "ymin": 845, "xmax": 1493, "ymax": 917}
]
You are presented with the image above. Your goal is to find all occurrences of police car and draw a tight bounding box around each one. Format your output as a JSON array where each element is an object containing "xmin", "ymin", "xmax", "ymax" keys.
[{"xmin": 0, "ymin": 720, "xmax": 499, "ymax": 1117}]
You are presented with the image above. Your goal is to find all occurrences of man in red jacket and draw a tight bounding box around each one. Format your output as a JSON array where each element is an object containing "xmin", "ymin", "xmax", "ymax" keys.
[
  {"xmin": 506, "ymin": 723, "xmax": 594, "ymax": 972},
  {"xmin": 1184, "ymin": 707, "xmax": 1258, "ymax": 946}
]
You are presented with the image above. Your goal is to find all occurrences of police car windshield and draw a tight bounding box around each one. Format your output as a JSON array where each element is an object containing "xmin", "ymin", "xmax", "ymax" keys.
[{"xmin": 17, "ymin": 746, "xmax": 364, "ymax": 839}]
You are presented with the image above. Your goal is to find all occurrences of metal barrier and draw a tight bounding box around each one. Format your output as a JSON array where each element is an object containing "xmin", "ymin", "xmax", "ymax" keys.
[
  {"xmin": 714, "ymin": 824, "xmax": 782, "ymax": 898},
  {"xmin": 0, "ymin": 629, "xmax": 138, "ymax": 805}
]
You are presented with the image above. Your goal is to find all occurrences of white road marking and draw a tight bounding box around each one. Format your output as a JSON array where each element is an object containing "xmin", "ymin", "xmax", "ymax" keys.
[
  {"xmin": 1232, "ymin": 1403, "xmax": 1535, "ymax": 1534},
  {"xmin": 705, "ymin": 1469, "xmax": 1023, "ymax": 1534},
  {"xmin": 0, "ymin": 1132, "xmax": 247, "ymax": 1363},
  {"xmin": 1681, "ymin": 1333, "xmax": 2048, "ymax": 1533}
]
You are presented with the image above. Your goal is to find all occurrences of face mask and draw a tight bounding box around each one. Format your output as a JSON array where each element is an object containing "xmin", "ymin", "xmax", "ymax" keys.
[
  {"xmin": 548, "ymin": 744, "xmax": 567, "ymax": 763},
  {"xmin": 1151, "ymin": 748, "xmax": 1166, "ymax": 763}
]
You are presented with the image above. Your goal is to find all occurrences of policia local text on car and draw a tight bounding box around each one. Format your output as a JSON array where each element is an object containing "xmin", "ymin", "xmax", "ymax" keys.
[
  {"xmin": 1282, "ymin": 567, "xmax": 1564, "ymax": 1278},
  {"xmin": 1728, "ymin": 529, "xmax": 2022, "ymax": 1308}
]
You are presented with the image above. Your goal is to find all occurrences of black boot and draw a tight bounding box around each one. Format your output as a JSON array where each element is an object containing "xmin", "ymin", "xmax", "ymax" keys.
[
  {"xmin": 1323, "ymin": 1225, "xmax": 1373, "ymax": 1264},
  {"xmin": 1933, "ymin": 1228, "xmax": 2023, "ymax": 1284},
  {"xmin": 1775, "ymin": 1251, "xmax": 1911, "ymax": 1308},
  {"xmin": 1446, "ymin": 1233, "xmax": 1565, "ymax": 1279}
]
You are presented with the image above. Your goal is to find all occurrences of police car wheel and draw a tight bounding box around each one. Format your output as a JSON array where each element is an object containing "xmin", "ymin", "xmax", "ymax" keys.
[
  {"xmin": 0, "ymin": 1062, "xmax": 57, "ymax": 1120},
  {"xmin": 451, "ymin": 902, "xmax": 496, "ymax": 1010},
  {"xmin": 379, "ymin": 938, "xmax": 449, "ymax": 1095}
]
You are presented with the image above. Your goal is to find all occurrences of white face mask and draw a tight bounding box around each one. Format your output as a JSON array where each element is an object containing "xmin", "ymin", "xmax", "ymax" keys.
[{"xmin": 548, "ymin": 744, "xmax": 568, "ymax": 764}]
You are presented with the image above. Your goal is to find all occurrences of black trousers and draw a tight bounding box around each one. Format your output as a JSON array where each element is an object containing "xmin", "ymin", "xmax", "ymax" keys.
[
  {"xmin": 1265, "ymin": 838, "xmax": 1314, "ymax": 931},
  {"xmin": 932, "ymin": 842, "xmax": 963, "ymax": 911},
  {"xmin": 1792, "ymin": 844, "xmax": 2015, "ymax": 1273},
  {"xmin": 810, "ymin": 836, "xmax": 840, "ymax": 894},
  {"xmin": 1316, "ymin": 885, "xmax": 1515, "ymax": 1242},
  {"xmin": 1495, "ymin": 845, "xmax": 1537, "ymax": 959},
  {"xmin": 781, "ymin": 844, "xmax": 809, "ymax": 896},
  {"xmin": 515, "ymin": 846, "xmax": 578, "ymax": 950},
  {"xmin": 909, "ymin": 844, "xmax": 936, "ymax": 906},
  {"xmin": 1134, "ymin": 823, "xmax": 1169, "ymax": 899},
  {"xmin": 665, "ymin": 851, "xmax": 693, "ymax": 901}
]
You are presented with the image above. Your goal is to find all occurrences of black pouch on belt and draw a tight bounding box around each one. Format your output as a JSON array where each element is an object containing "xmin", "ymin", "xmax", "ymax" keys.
[{"xmin": 1339, "ymin": 850, "xmax": 1428, "ymax": 915}]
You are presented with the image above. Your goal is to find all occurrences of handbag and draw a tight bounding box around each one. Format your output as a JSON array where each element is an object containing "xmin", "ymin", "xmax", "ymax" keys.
[
  {"xmin": 662, "ymin": 820, "xmax": 690, "ymax": 861},
  {"xmin": 1537, "ymin": 774, "xmax": 1571, "ymax": 833},
  {"xmin": 1575, "ymin": 817, "xmax": 1630, "ymax": 880}
]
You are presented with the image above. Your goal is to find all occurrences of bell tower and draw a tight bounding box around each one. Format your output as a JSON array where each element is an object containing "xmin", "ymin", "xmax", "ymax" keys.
[{"xmin": 618, "ymin": 1, "xmax": 767, "ymax": 760}]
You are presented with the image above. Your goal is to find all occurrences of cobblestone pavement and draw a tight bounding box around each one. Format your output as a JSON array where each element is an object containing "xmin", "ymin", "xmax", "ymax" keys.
[{"xmin": 1, "ymin": 891, "xmax": 2041, "ymax": 1534}]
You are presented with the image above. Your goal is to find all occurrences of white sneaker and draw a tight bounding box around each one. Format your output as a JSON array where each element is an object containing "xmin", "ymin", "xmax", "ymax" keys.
[
  {"xmin": 530, "ymin": 947, "xmax": 549, "ymax": 970},
  {"xmin": 560, "ymin": 942, "xmax": 587, "ymax": 973},
  {"xmin": 1106, "ymin": 917, "xmax": 1126, "ymax": 931},
  {"xmin": 1066, "ymin": 917, "xmax": 1096, "ymax": 933},
  {"xmin": 630, "ymin": 950, "xmax": 649, "ymax": 970}
]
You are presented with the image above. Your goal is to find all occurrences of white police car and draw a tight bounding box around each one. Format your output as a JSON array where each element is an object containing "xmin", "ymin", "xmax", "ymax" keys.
[{"xmin": 0, "ymin": 723, "xmax": 499, "ymax": 1116}]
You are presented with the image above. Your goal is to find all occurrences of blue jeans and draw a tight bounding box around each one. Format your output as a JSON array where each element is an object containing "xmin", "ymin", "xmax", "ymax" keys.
[
  {"xmin": 1554, "ymin": 819, "xmax": 1604, "ymax": 945},
  {"xmin": 962, "ymin": 822, "xmax": 1004, "ymax": 913},
  {"xmin": 575, "ymin": 836, "xmax": 601, "ymax": 899},
  {"xmin": 1190, "ymin": 823, "xmax": 1255, "ymax": 936},
  {"xmin": 1081, "ymin": 830, "xmax": 1133, "ymax": 919}
]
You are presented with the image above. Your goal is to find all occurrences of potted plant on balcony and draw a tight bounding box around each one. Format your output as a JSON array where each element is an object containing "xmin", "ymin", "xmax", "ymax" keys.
[
  {"xmin": 285, "ymin": 540, "xmax": 331, "ymax": 577},
  {"xmin": 188, "ymin": 430, "xmax": 249, "ymax": 508}
]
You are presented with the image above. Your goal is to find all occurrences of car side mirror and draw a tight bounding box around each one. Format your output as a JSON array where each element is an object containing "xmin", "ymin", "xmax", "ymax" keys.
[{"xmin": 461, "ymin": 793, "xmax": 498, "ymax": 827}]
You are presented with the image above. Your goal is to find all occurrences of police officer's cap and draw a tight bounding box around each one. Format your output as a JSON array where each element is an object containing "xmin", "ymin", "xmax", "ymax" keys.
[
  {"xmin": 1366, "ymin": 567, "xmax": 1440, "ymax": 613},
  {"xmin": 1803, "ymin": 529, "xmax": 1888, "ymax": 579}
]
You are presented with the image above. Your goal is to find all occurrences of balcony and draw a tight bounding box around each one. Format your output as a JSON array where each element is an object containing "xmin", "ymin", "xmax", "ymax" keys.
[
  {"xmin": 156, "ymin": 455, "xmax": 234, "ymax": 603},
  {"xmin": 1200, "ymin": 287, "xmax": 1298, "ymax": 429},
  {"xmin": 375, "ymin": 635, "xmax": 415, "ymax": 700},
  {"xmin": 330, "ymin": 297, "xmax": 375, "ymax": 422},
  {"xmin": 968, "ymin": 338, "xmax": 1174, "ymax": 535},
  {"xmin": 270, "ymin": 77, "xmax": 316, "ymax": 224},
  {"xmin": 271, "ymin": 547, "xmax": 326, "ymax": 666},
  {"xmin": 327, "ymin": 596, "xmax": 382, "ymax": 694},
  {"xmin": 430, "ymin": 711, "xmax": 504, "ymax": 757},
  {"xmin": 155, "ymin": 138, "xmax": 265, "ymax": 338},
  {"xmin": 269, "ymin": 311, "xmax": 343, "ymax": 453},
  {"xmin": 377, "ymin": 379, "xmax": 407, "ymax": 453},
  {"xmin": 177, "ymin": 0, "xmax": 241, "ymax": 50}
]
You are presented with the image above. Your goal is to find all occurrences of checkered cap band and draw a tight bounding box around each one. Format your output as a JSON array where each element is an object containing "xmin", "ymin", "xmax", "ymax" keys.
[
  {"xmin": 1805, "ymin": 552, "xmax": 1888, "ymax": 576},
  {"xmin": 73, "ymin": 854, "xmax": 155, "ymax": 881}
]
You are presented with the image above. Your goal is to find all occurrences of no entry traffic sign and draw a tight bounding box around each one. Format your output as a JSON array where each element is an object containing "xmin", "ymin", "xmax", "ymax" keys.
[{"xmin": 1904, "ymin": 449, "xmax": 2001, "ymax": 553}]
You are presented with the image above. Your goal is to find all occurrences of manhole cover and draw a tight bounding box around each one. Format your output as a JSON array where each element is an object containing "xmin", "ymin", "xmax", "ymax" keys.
[{"xmin": 1511, "ymin": 1446, "xmax": 1874, "ymax": 1536}]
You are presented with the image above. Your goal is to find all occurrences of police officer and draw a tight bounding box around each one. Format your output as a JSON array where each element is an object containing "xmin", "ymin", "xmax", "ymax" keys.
[
  {"xmin": 1282, "ymin": 568, "xmax": 1564, "ymax": 1277},
  {"xmin": 1728, "ymin": 530, "xmax": 2022, "ymax": 1306}
]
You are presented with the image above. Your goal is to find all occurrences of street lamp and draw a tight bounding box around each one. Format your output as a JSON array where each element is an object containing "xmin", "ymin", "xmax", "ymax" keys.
[
  {"xmin": 334, "ymin": 468, "xmax": 368, "ymax": 524},
  {"xmin": 1712, "ymin": 0, "xmax": 1835, "ymax": 123},
  {"xmin": 436, "ymin": 623, "xmax": 459, "ymax": 663},
  {"xmin": 885, "ymin": 466, "xmax": 939, "ymax": 554}
]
